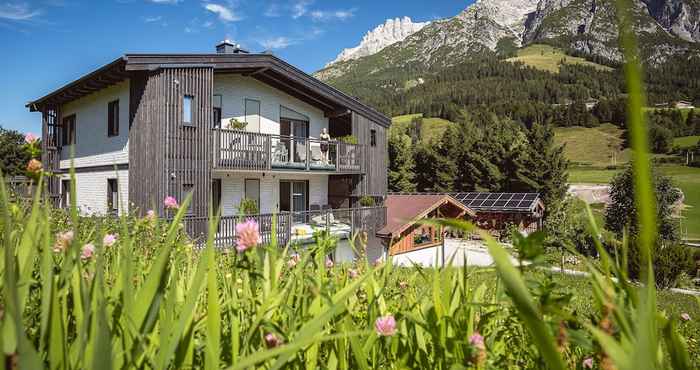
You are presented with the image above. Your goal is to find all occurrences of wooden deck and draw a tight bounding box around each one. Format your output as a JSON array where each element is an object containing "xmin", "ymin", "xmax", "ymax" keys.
[{"xmin": 212, "ymin": 128, "xmax": 365, "ymax": 173}]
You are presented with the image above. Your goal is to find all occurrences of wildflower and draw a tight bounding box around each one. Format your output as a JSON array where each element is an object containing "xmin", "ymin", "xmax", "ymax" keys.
[
  {"xmin": 264, "ymin": 333, "xmax": 283, "ymax": 348},
  {"xmin": 582, "ymin": 357, "xmax": 594, "ymax": 369},
  {"xmin": 163, "ymin": 196, "xmax": 179, "ymax": 209},
  {"xmin": 681, "ymin": 313, "xmax": 691, "ymax": 321},
  {"xmin": 373, "ymin": 256, "xmax": 384, "ymax": 267},
  {"xmin": 81, "ymin": 243, "xmax": 95, "ymax": 261},
  {"xmin": 287, "ymin": 254, "xmax": 300, "ymax": 268},
  {"xmin": 348, "ymin": 269, "xmax": 359, "ymax": 279},
  {"xmin": 375, "ymin": 315, "xmax": 396, "ymax": 336},
  {"xmin": 146, "ymin": 209, "xmax": 157, "ymax": 221},
  {"xmin": 235, "ymin": 219, "xmax": 261, "ymax": 252},
  {"xmin": 469, "ymin": 332, "xmax": 485, "ymax": 350},
  {"xmin": 26, "ymin": 159, "xmax": 42, "ymax": 174},
  {"xmin": 399, "ymin": 281, "xmax": 408, "ymax": 290},
  {"xmin": 325, "ymin": 259, "xmax": 334, "ymax": 269},
  {"xmin": 53, "ymin": 231, "xmax": 74, "ymax": 253},
  {"xmin": 469, "ymin": 332, "xmax": 487, "ymax": 366},
  {"xmin": 103, "ymin": 234, "xmax": 117, "ymax": 247},
  {"xmin": 24, "ymin": 132, "xmax": 39, "ymax": 144}
]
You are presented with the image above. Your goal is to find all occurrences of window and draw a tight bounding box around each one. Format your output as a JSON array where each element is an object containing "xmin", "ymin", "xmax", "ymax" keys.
[
  {"xmin": 108, "ymin": 100, "xmax": 119, "ymax": 137},
  {"xmin": 183, "ymin": 183, "xmax": 194, "ymax": 215},
  {"xmin": 370, "ymin": 129, "xmax": 377, "ymax": 147},
  {"xmin": 107, "ymin": 179, "xmax": 118, "ymax": 214},
  {"xmin": 61, "ymin": 115, "xmax": 76, "ymax": 146},
  {"xmin": 213, "ymin": 95, "xmax": 222, "ymax": 128},
  {"xmin": 61, "ymin": 179, "xmax": 71, "ymax": 209},
  {"xmin": 245, "ymin": 179, "xmax": 260, "ymax": 209},
  {"xmin": 244, "ymin": 99, "xmax": 261, "ymax": 132},
  {"xmin": 183, "ymin": 95, "xmax": 194, "ymax": 126}
]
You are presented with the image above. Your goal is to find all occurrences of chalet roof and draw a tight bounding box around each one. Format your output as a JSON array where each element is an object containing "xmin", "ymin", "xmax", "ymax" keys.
[
  {"xmin": 450, "ymin": 192, "xmax": 543, "ymax": 213},
  {"xmin": 377, "ymin": 194, "xmax": 475, "ymax": 239},
  {"xmin": 26, "ymin": 53, "xmax": 390, "ymax": 127}
]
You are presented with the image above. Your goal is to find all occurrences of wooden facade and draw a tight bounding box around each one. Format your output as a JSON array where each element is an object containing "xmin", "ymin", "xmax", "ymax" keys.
[{"xmin": 28, "ymin": 51, "xmax": 391, "ymax": 238}]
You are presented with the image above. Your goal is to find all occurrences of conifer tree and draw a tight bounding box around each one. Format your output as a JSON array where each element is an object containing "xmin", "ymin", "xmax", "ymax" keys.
[{"xmin": 388, "ymin": 131, "xmax": 416, "ymax": 192}]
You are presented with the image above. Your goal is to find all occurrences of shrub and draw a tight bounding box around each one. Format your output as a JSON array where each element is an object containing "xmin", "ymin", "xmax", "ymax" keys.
[
  {"xmin": 359, "ymin": 195, "xmax": 376, "ymax": 207},
  {"xmin": 623, "ymin": 240, "xmax": 696, "ymax": 289},
  {"xmin": 227, "ymin": 118, "xmax": 247, "ymax": 130},
  {"xmin": 238, "ymin": 197, "xmax": 259, "ymax": 215}
]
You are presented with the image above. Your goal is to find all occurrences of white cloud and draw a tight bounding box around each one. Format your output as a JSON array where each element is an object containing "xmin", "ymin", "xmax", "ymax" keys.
[
  {"xmin": 0, "ymin": 3, "xmax": 42, "ymax": 20},
  {"xmin": 204, "ymin": 3, "xmax": 241, "ymax": 22},
  {"xmin": 291, "ymin": 0, "xmax": 311, "ymax": 19},
  {"xmin": 143, "ymin": 15, "xmax": 162, "ymax": 23},
  {"xmin": 260, "ymin": 36, "xmax": 295, "ymax": 50},
  {"xmin": 309, "ymin": 8, "xmax": 355, "ymax": 22}
]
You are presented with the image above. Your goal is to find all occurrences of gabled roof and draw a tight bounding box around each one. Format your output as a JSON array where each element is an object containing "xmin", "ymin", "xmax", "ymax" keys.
[
  {"xmin": 27, "ymin": 53, "xmax": 390, "ymax": 127},
  {"xmin": 377, "ymin": 194, "xmax": 475, "ymax": 239}
]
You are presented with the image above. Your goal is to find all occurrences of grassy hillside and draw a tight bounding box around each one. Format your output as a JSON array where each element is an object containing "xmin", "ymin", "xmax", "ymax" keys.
[
  {"xmin": 554, "ymin": 124, "xmax": 631, "ymax": 167},
  {"xmin": 674, "ymin": 135, "xmax": 700, "ymax": 150},
  {"xmin": 506, "ymin": 44, "xmax": 614, "ymax": 74},
  {"xmin": 391, "ymin": 114, "xmax": 458, "ymax": 144}
]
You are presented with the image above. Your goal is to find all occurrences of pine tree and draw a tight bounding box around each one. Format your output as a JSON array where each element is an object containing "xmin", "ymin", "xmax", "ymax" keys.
[
  {"xmin": 520, "ymin": 123, "xmax": 570, "ymax": 210},
  {"xmin": 388, "ymin": 131, "xmax": 416, "ymax": 192}
]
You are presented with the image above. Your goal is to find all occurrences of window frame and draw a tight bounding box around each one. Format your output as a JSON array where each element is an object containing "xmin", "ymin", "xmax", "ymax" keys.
[
  {"xmin": 61, "ymin": 179, "xmax": 71, "ymax": 209},
  {"xmin": 107, "ymin": 178, "xmax": 118, "ymax": 214},
  {"xmin": 62, "ymin": 114, "xmax": 76, "ymax": 146},
  {"xmin": 370, "ymin": 129, "xmax": 377, "ymax": 147},
  {"xmin": 244, "ymin": 98, "xmax": 261, "ymax": 133},
  {"xmin": 108, "ymin": 100, "xmax": 120, "ymax": 137},
  {"xmin": 213, "ymin": 94, "xmax": 223, "ymax": 128},
  {"xmin": 183, "ymin": 95, "xmax": 194, "ymax": 126}
]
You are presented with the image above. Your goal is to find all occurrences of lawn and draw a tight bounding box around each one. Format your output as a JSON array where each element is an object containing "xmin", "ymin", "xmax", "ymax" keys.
[
  {"xmin": 674, "ymin": 135, "xmax": 700, "ymax": 150},
  {"xmin": 569, "ymin": 165, "xmax": 700, "ymax": 240},
  {"xmin": 392, "ymin": 114, "xmax": 457, "ymax": 144},
  {"xmin": 506, "ymin": 44, "xmax": 614, "ymax": 74},
  {"xmin": 554, "ymin": 124, "xmax": 630, "ymax": 167}
]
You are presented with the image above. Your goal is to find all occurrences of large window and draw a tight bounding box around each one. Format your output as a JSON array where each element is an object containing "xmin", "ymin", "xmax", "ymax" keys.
[
  {"xmin": 62, "ymin": 115, "xmax": 76, "ymax": 146},
  {"xmin": 245, "ymin": 179, "xmax": 260, "ymax": 209},
  {"xmin": 107, "ymin": 179, "xmax": 118, "ymax": 214},
  {"xmin": 108, "ymin": 100, "xmax": 119, "ymax": 137},
  {"xmin": 183, "ymin": 95, "xmax": 194, "ymax": 126},
  {"xmin": 245, "ymin": 99, "xmax": 261, "ymax": 132}
]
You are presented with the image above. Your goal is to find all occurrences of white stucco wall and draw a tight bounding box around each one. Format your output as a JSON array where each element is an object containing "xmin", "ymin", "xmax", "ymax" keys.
[
  {"xmin": 216, "ymin": 172, "xmax": 329, "ymax": 215},
  {"xmin": 213, "ymin": 75, "xmax": 329, "ymax": 138},
  {"xmin": 59, "ymin": 170, "xmax": 129, "ymax": 216},
  {"xmin": 59, "ymin": 80, "xmax": 130, "ymax": 169}
]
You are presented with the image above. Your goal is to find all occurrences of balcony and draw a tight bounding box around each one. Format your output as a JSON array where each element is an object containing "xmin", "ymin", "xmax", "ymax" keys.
[
  {"xmin": 182, "ymin": 206, "xmax": 387, "ymax": 246},
  {"xmin": 212, "ymin": 128, "xmax": 364, "ymax": 173}
]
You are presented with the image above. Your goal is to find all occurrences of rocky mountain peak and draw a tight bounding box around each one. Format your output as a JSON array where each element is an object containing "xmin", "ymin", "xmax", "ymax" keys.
[{"xmin": 325, "ymin": 16, "xmax": 430, "ymax": 67}]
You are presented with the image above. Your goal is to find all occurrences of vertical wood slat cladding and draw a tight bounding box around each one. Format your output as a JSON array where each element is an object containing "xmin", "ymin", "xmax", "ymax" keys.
[
  {"xmin": 352, "ymin": 112, "xmax": 388, "ymax": 198},
  {"xmin": 129, "ymin": 68, "xmax": 213, "ymax": 226},
  {"xmin": 41, "ymin": 106, "xmax": 61, "ymax": 205}
]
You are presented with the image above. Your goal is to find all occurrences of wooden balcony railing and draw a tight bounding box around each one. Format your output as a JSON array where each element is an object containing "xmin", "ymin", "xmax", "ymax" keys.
[
  {"xmin": 181, "ymin": 206, "xmax": 387, "ymax": 247},
  {"xmin": 212, "ymin": 129, "xmax": 364, "ymax": 173}
]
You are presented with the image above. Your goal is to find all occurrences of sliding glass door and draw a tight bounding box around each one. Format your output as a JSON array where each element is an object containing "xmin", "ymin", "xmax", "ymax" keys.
[
  {"xmin": 280, "ymin": 180, "xmax": 308, "ymax": 222},
  {"xmin": 280, "ymin": 119, "xmax": 308, "ymax": 164}
]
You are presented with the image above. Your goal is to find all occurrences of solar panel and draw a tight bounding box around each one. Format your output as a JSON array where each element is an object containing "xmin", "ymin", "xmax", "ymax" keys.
[{"xmin": 448, "ymin": 192, "xmax": 540, "ymax": 213}]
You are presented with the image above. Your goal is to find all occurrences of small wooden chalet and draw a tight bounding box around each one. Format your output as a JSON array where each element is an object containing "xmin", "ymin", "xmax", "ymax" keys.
[{"xmin": 377, "ymin": 194, "xmax": 475, "ymax": 256}]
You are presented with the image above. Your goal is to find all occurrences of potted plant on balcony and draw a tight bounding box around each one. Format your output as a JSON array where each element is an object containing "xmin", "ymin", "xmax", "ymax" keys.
[
  {"xmin": 227, "ymin": 118, "xmax": 247, "ymax": 131},
  {"xmin": 359, "ymin": 196, "xmax": 375, "ymax": 207},
  {"xmin": 238, "ymin": 198, "xmax": 259, "ymax": 215}
]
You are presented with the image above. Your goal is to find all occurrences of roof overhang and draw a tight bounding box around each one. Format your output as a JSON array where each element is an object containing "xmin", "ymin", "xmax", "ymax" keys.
[
  {"xmin": 27, "ymin": 53, "xmax": 390, "ymax": 127},
  {"xmin": 377, "ymin": 195, "xmax": 476, "ymax": 239}
]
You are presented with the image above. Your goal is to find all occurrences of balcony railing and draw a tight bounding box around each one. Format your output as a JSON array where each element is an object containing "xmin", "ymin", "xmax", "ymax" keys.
[
  {"xmin": 212, "ymin": 129, "xmax": 364, "ymax": 173},
  {"xmin": 182, "ymin": 206, "xmax": 387, "ymax": 247}
]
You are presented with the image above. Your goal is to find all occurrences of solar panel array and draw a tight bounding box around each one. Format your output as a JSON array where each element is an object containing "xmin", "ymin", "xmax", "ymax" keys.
[{"xmin": 450, "ymin": 192, "xmax": 540, "ymax": 213}]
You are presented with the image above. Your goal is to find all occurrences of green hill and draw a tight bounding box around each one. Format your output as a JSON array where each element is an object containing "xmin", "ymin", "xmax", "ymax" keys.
[
  {"xmin": 506, "ymin": 44, "xmax": 613, "ymax": 74},
  {"xmin": 554, "ymin": 124, "xmax": 631, "ymax": 167},
  {"xmin": 391, "ymin": 114, "xmax": 458, "ymax": 144}
]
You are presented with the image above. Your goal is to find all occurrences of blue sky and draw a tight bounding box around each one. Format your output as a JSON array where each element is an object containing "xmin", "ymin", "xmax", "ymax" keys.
[{"xmin": 0, "ymin": 0, "xmax": 469, "ymax": 133}]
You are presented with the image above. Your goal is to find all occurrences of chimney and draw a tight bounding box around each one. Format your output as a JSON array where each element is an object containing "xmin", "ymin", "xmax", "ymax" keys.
[{"xmin": 216, "ymin": 39, "xmax": 248, "ymax": 54}]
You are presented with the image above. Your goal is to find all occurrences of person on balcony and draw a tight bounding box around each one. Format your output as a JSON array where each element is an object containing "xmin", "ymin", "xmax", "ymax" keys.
[{"xmin": 320, "ymin": 128, "xmax": 331, "ymax": 164}]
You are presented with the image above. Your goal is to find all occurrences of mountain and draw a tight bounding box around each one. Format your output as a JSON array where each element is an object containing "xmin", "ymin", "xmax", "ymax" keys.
[
  {"xmin": 315, "ymin": 0, "xmax": 700, "ymax": 82},
  {"xmin": 326, "ymin": 17, "xmax": 430, "ymax": 67}
]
